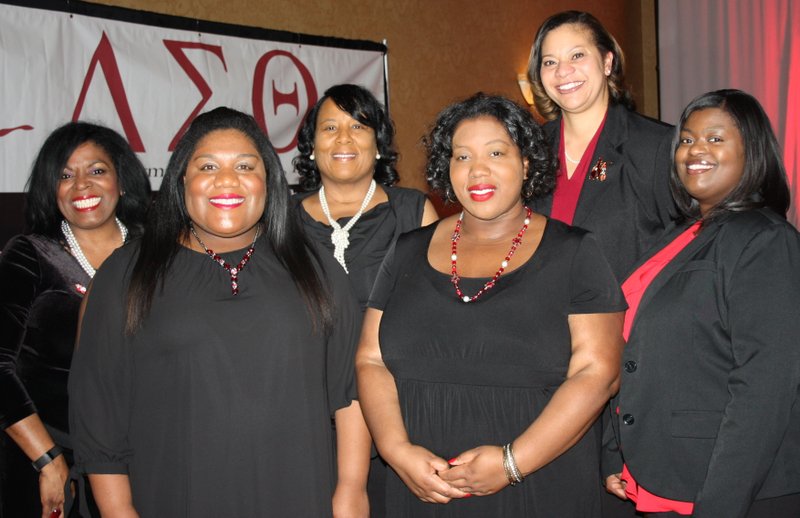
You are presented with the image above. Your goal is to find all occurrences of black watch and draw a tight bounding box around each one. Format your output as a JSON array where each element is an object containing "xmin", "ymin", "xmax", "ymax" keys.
[{"xmin": 32, "ymin": 445, "xmax": 64, "ymax": 472}]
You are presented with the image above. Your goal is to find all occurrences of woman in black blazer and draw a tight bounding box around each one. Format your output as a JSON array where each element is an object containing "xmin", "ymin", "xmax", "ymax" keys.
[
  {"xmin": 604, "ymin": 89, "xmax": 800, "ymax": 517},
  {"xmin": 527, "ymin": 11, "xmax": 676, "ymax": 281}
]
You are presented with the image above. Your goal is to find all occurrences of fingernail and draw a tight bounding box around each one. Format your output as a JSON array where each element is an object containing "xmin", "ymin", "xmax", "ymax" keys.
[
  {"xmin": 464, "ymin": 493, "xmax": 473, "ymax": 498},
  {"xmin": 448, "ymin": 458, "xmax": 457, "ymax": 464}
]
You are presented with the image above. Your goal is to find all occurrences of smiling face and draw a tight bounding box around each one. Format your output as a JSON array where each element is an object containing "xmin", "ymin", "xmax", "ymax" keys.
[
  {"xmin": 312, "ymin": 98, "xmax": 378, "ymax": 185},
  {"xmin": 56, "ymin": 141, "xmax": 121, "ymax": 232},
  {"xmin": 539, "ymin": 23, "xmax": 613, "ymax": 116},
  {"xmin": 675, "ymin": 107, "xmax": 746, "ymax": 216},
  {"xmin": 183, "ymin": 129, "xmax": 267, "ymax": 251},
  {"xmin": 449, "ymin": 116, "xmax": 528, "ymax": 221}
]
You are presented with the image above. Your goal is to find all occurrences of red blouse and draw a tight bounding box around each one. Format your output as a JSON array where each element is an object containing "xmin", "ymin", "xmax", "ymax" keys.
[
  {"xmin": 550, "ymin": 111, "xmax": 608, "ymax": 225},
  {"xmin": 619, "ymin": 221, "xmax": 702, "ymax": 515}
]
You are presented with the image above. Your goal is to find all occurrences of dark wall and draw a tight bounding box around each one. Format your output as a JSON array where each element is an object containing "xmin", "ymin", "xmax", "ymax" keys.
[{"xmin": 0, "ymin": 194, "xmax": 26, "ymax": 250}]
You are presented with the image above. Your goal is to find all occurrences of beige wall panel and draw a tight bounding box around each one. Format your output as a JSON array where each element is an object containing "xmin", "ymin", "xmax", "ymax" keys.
[{"xmin": 92, "ymin": 0, "xmax": 654, "ymax": 194}]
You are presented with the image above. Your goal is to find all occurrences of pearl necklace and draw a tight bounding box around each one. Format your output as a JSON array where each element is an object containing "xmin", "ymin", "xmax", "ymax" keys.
[
  {"xmin": 61, "ymin": 218, "xmax": 128, "ymax": 278},
  {"xmin": 190, "ymin": 224, "xmax": 259, "ymax": 296},
  {"xmin": 563, "ymin": 147, "xmax": 582, "ymax": 165},
  {"xmin": 450, "ymin": 207, "xmax": 532, "ymax": 303},
  {"xmin": 318, "ymin": 179, "xmax": 377, "ymax": 273}
]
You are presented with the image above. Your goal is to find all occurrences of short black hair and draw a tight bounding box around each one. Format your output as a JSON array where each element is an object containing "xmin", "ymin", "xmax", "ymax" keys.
[
  {"xmin": 424, "ymin": 93, "xmax": 556, "ymax": 204},
  {"xmin": 25, "ymin": 121, "xmax": 151, "ymax": 237},
  {"xmin": 670, "ymin": 89, "xmax": 790, "ymax": 221},
  {"xmin": 293, "ymin": 84, "xmax": 398, "ymax": 191}
]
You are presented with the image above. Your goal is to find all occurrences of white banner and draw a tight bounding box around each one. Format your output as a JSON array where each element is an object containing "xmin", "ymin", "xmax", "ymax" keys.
[{"xmin": 0, "ymin": 2, "xmax": 386, "ymax": 190}]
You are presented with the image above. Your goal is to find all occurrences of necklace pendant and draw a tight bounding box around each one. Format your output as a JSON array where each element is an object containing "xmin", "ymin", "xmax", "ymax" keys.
[
  {"xmin": 190, "ymin": 224, "xmax": 258, "ymax": 296},
  {"xmin": 319, "ymin": 179, "xmax": 377, "ymax": 273}
]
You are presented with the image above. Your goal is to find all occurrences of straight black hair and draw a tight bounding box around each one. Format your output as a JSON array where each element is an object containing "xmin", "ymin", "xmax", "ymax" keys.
[
  {"xmin": 125, "ymin": 107, "xmax": 332, "ymax": 334},
  {"xmin": 670, "ymin": 89, "xmax": 790, "ymax": 222}
]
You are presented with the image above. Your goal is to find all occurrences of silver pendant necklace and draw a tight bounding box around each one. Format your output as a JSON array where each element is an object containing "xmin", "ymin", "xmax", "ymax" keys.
[
  {"xmin": 61, "ymin": 218, "xmax": 128, "ymax": 278},
  {"xmin": 318, "ymin": 179, "xmax": 377, "ymax": 273}
]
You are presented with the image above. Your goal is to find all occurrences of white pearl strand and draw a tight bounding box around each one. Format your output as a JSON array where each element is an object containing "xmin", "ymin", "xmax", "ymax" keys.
[
  {"xmin": 563, "ymin": 147, "xmax": 582, "ymax": 165},
  {"xmin": 61, "ymin": 218, "xmax": 128, "ymax": 278},
  {"xmin": 318, "ymin": 179, "xmax": 377, "ymax": 274}
]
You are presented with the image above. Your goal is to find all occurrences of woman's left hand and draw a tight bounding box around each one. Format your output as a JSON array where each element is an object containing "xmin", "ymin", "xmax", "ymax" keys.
[
  {"xmin": 38, "ymin": 455, "xmax": 69, "ymax": 518},
  {"xmin": 438, "ymin": 445, "xmax": 509, "ymax": 496},
  {"xmin": 332, "ymin": 481, "xmax": 369, "ymax": 518}
]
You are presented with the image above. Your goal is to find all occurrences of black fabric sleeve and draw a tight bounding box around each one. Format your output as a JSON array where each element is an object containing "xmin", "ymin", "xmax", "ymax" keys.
[
  {"xmin": 388, "ymin": 187, "xmax": 426, "ymax": 231},
  {"xmin": 692, "ymin": 224, "xmax": 800, "ymax": 517},
  {"xmin": 366, "ymin": 239, "xmax": 399, "ymax": 311},
  {"xmin": 0, "ymin": 236, "xmax": 41, "ymax": 429},
  {"xmin": 68, "ymin": 250, "xmax": 132, "ymax": 475},
  {"xmin": 567, "ymin": 232, "xmax": 628, "ymax": 314}
]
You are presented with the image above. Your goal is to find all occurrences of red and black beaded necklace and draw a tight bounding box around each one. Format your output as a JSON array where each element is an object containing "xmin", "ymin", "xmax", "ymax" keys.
[
  {"xmin": 190, "ymin": 224, "xmax": 259, "ymax": 295},
  {"xmin": 450, "ymin": 206, "xmax": 532, "ymax": 303}
]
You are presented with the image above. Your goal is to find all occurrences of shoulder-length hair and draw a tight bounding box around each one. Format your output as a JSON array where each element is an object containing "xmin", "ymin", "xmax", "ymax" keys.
[
  {"xmin": 293, "ymin": 83, "xmax": 398, "ymax": 191},
  {"xmin": 25, "ymin": 121, "xmax": 151, "ymax": 238},
  {"xmin": 424, "ymin": 93, "xmax": 556, "ymax": 204},
  {"xmin": 527, "ymin": 10, "xmax": 635, "ymax": 121},
  {"xmin": 126, "ymin": 107, "xmax": 332, "ymax": 334},
  {"xmin": 670, "ymin": 89, "xmax": 790, "ymax": 222}
]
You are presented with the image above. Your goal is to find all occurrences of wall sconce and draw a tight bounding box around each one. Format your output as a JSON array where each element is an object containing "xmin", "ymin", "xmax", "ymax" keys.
[{"xmin": 517, "ymin": 73, "xmax": 534, "ymax": 106}]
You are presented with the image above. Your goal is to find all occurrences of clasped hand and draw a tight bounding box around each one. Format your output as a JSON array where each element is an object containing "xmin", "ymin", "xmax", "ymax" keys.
[{"xmin": 389, "ymin": 443, "xmax": 508, "ymax": 503}]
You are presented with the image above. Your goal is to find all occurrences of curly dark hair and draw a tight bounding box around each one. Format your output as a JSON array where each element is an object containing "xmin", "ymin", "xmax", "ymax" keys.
[
  {"xmin": 670, "ymin": 89, "xmax": 790, "ymax": 223},
  {"xmin": 527, "ymin": 10, "xmax": 635, "ymax": 121},
  {"xmin": 24, "ymin": 121, "xmax": 151, "ymax": 238},
  {"xmin": 293, "ymin": 83, "xmax": 398, "ymax": 191},
  {"xmin": 424, "ymin": 93, "xmax": 556, "ymax": 204}
]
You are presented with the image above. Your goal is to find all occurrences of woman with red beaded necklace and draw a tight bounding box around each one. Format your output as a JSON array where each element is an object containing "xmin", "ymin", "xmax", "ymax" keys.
[{"xmin": 356, "ymin": 93, "xmax": 626, "ymax": 517}]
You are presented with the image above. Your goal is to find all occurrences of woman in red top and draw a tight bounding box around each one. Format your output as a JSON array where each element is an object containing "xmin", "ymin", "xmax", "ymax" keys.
[{"xmin": 604, "ymin": 90, "xmax": 800, "ymax": 517}]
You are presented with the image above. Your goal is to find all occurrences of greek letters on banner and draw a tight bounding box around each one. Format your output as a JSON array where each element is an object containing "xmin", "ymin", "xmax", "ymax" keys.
[{"xmin": 0, "ymin": 1, "xmax": 387, "ymax": 190}]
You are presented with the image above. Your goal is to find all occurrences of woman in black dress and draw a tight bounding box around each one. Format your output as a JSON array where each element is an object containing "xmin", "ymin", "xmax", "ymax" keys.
[
  {"xmin": 293, "ymin": 83, "xmax": 438, "ymax": 307},
  {"xmin": 0, "ymin": 122, "xmax": 150, "ymax": 518},
  {"xmin": 294, "ymin": 84, "xmax": 437, "ymax": 518},
  {"xmin": 69, "ymin": 107, "xmax": 369, "ymax": 517},
  {"xmin": 293, "ymin": 83, "xmax": 438, "ymax": 517},
  {"xmin": 356, "ymin": 93, "xmax": 626, "ymax": 516}
]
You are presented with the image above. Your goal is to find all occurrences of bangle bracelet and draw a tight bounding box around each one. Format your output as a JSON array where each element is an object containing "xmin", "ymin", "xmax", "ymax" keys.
[
  {"xmin": 502, "ymin": 443, "xmax": 524, "ymax": 486},
  {"xmin": 32, "ymin": 445, "xmax": 63, "ymax": 472}
]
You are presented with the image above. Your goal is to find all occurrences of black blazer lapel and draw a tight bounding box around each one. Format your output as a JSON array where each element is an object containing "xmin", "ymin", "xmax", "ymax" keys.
[
  {"xmin": 572, "ymin": 104, "xmax": 627, "ymax": 227},
  {"xmin": 627, "ymin": 220, "xmax": 719, "ymax": 333}
]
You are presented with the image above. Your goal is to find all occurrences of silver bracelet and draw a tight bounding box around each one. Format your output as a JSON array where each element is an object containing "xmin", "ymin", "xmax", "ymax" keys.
[{"xmin": 502, "ymin": 443, "xmax": 524, "ymax": 486}]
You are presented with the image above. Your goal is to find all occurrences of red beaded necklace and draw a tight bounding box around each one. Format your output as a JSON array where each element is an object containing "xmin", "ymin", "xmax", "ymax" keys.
[
  {"xmin": 190, "ymin": 224, "xmax": 259, "ymax": 295},
  {"xmin": 450, "ymin": 206, "xmax": 532, "ymax": 303}
]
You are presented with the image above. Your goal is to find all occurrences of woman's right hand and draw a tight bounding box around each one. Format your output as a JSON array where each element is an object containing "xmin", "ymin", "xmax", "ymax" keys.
[
  {"xmin": 387, "ymin": 443, "xmax": 468, "ymax": 504},
  {"xmin": 604, "ymin": 472, "xmax": 628, "ymax": 500},
  {"xmin": 38, "ymin": 454, "xmax": 69, "ymax": 518}
]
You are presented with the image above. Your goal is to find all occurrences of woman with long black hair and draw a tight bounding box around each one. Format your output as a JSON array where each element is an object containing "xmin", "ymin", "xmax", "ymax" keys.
[{"xmin": 69, "ymin": 107, "xmax": 369, "ymax": 517}]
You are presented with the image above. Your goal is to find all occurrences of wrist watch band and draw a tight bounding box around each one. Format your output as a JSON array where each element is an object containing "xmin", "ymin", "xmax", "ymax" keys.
[{"xmin": 32, "ymin": 445, "xmax": 64, "ymax": 472}]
